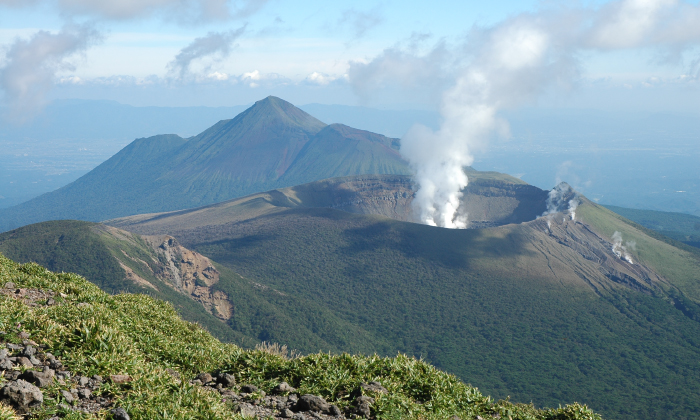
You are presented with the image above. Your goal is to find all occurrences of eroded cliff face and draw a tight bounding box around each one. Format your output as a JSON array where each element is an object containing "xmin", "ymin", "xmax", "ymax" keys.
[
  {"xmin": 141, "ymin": 235, "xmax": 233, "ymax": 321},
  {"xmin": 523, "ymin": 209, "xmax": 669, "ymax": 296}
]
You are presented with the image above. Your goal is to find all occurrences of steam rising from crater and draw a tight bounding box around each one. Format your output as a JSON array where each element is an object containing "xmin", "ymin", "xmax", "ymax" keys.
[
  {"xmin": 350, "ymin": 0, "xmax": 700, "ymax": 229},
  {"xmin": 540, "ymin": 182, "xmax": 580, "ymax": 229}
]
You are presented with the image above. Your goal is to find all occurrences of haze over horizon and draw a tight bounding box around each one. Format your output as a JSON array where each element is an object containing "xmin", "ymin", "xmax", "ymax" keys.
[{"xmin": 1, "ymin": 0, "xmax": 699, "ymax": 219}]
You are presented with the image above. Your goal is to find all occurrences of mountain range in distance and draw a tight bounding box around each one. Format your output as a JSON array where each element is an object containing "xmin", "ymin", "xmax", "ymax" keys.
[{"xmin": 0, "ymin": 96, "xmax": 410, "ymax": 232}]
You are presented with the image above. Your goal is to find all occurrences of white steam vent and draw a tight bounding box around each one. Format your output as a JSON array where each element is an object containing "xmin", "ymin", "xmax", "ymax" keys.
[
  {"xmin": 612, "ymin": 231, "xmax": 635, "ymax": 264},
  {"xmin": 540, "ymin": 182, "xmax": 580, "ymax": 229}
]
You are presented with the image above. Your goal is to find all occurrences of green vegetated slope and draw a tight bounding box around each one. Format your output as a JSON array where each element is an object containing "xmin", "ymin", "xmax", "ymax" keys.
[
  {"xmin": 605, "ymin": 205, "xmax": 700, "ymax": 248},
  {"xmin": 108, "ymin": 180, "xmax": 700, "ymax": 420},
  {"xmin": 0, "ymin": 254, "xmax": 602, "ymax": 420},
  {"xmin": 0, "ymin": 220, "xmax": 391, "ymax": 356},
  {"xmin": 0, "ymin": 96, "xmax": 411, "ymax": 232}
]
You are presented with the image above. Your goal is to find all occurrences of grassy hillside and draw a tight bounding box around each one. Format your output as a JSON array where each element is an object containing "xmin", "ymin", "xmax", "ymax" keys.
[
  {"xmin": 604, "ymin": 205, "xmax": 700, "ymax": 248},
  {"xmin": 0, "ymin": 220, "xmax": 396, "ymax": 357},
  {"xmin": 0, "ymin": 97, "xmax": 412, "ymax": 232},
  {"xmin": 107, "ymin": 187, "xmax": 700, "ymax": 420},
  {"xmin": 0, "ymin": 253, "xmax": 601, "ymax": 420}
]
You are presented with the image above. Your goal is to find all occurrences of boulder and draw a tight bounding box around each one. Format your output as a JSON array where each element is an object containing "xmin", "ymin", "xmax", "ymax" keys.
[
  {"xmin": 111, "ymin": 407, "xmax": 130, "ymax": 420},
  {"xmin": 295, "ymin": 394, "xmax": 330, "ymax": 413},
  {"xmin": 273, "ymin": 381, "xmax": 296, "ymax": 394},
  {"xmin": 217, "ymin": 372, "xmax": 236, "ymax": 387},
  {"xmin": 0, "ymin": 379, "xmax": 43, "ymax": 413},
  {"xmin": 196, "ymin": 373, "xmax": 213, "ymax": 384},
  {"xmin": 20, "ymin": 368, "xmax": 55, "ymax": 388}
]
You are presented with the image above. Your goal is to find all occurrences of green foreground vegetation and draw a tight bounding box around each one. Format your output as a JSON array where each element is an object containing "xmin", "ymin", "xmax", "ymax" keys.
[{"xmin": 0, "ymin": 253, "xmax": 601, "ymax": 420}]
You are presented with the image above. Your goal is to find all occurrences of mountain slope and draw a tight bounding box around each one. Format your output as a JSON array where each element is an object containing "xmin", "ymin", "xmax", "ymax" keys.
[
  {"xmin": 0, "ymin": 220, "xmax": 391, "ymax": 355},
  {"xmin": 105, "ymin": 174, "xmax": 700, "ymax": 420},
  {"xmin": 605, "ymin": 204, "xmax": 700, "ymax": 248},
  {"xmin": 0, "ymin": 252, "xmax": 602, "ymax": 420},
  {"xmin": 0, "ymin": 97, "xmax": 411, "ymax": 232}
]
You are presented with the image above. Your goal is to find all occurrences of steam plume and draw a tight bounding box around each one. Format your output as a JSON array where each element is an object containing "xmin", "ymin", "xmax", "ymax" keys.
[
  {"xmin": 612, "ymin": 231, "xmax": 635, "ymax": 264},
  {"xmin": 348, "ymin": 0, "xmax": 700, "ymax": 228}
]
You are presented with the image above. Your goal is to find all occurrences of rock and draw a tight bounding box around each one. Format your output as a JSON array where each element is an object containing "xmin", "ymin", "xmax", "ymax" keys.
[
  {"xmin": 356, "ymin": 396, "xmax": 375, "ymax": 404},
  {"xmin": 46, "ymin": 298, "xmax": 55, "ymax": 305},
  {"xmin": 61, "ymin": 390, "xmax": 75, "ymax": 404},
  {"xmin": 165, "ymin": 368, "xmax": 180, "ymax": 379},
  {"xmin": 354, "ymin": 402, "xmax": 371, "ymax": 418},
  {"xmin": 292, "ymin": 413, "xmax": 306, "ymax": 420},
  {"xmin": 78, "ymin": 388, "xmax": 92, "ymax": 399},
  {"xmin": 4, "ymin": 282, "xmax": 15, "ymax": 289},
  {"xmin": 296, "ymin": 394, "xmax": 330, "ymax": 413},
  {"xmin": 22, "ymin": 346, "xmax": 37, "ymax": 357},
  {"xmin": 49, "ymin": 359, "xmax": 63, "ymax": 370},
  {"xmin": 351, "ymin": 381, "xmax": 388, "ymax": 398},
  {"xmin": 111, "ymin": 407, "xmax": 130, "ymax": 420},
  {"xmin": 0, "ymin": 359, "xmax": 12, "ymax": 370},
  {"xmin": 20, "ymin": 368, "xmax": 55, "ymax": 388},
  {"xmin": 0, "ymin": 349, "xmax": 7, "ymax": 359},
  {"xmin": 240, "ymin": 384, "xmax": 260, "ymax": 394},
  {"xmin": 0, "ymin": 379, "xmax": 43, "ymax": 413},
  {"xmin": 234, "ymin": 402, "xmax": 257, "ymax": 417},
  {"xmin": 353, "ymin": 396, "xmax": 375, "ymax": 419},
  {"xmin": 196, "ymin": 372, "xmax": 213, "ymax": 384},
  {"xmin": 16, "ymin": 357, "xmax": 33, "ymax": 367},
  {"xmin": 6, "ymin": 344, "xmax": 21, "ymax": 351},
  {"xmin": 92, "ymin": 375, "xmax": 103, "ymax": 382},
  {"xmin": 29, "ymin": 356, "xmax": 41, "ymax": 366},
  {"xmin": 280, "ymin": 408, "xmax": 294, "ymax": 418},
  {"xmin": 217, "ymin": 372, "xmax": 236, "ymax": 387},
  {"xmin": 78, "ymin": 376, "xmax": 90, "ymax": 386},
  {"xmin": 17, "ymin": 331, "xmax": 30, "ymax": 339},
  {"xmin": 273, "ymin": 381, "xmax": 296, "ymax": 394},
  {"xmin": 329, "ymin": 404, "xmax": 341, "ymax": 416},
  {"xmin": 110, "ymin": 374, "xmax": 132, "ymax": 384}
]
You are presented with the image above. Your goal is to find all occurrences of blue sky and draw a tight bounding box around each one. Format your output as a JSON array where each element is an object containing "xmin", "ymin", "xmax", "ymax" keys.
[{"xmin": 1, "ymin": 0, "xmax": 700, "ymax": 111}]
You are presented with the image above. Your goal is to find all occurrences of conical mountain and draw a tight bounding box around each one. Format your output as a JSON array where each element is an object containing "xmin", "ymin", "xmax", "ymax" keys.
[{"xmin": 0, "ymin": 96, "xmax": 411, "ymax": 232}]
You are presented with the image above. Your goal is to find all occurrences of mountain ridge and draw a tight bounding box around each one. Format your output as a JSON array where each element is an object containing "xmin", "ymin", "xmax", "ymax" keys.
[{"xmin": 0, "ymin": 96, "xmax": 412, "ymax": 232}]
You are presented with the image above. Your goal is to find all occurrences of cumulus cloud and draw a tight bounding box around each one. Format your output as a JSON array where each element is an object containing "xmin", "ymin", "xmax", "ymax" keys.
[
  {"xmin": 347, "ymin": 33, "xmax": 454, "ymax": 103},
  {"xmin": 338, "ymin": 7, "xmax": 384, "ymax": 39},
  {"xmin": 0, "ymin": 24, "xmax": 103, "ymax": 121},
  {"xmin": 167, "ymin": 27, "xmax": 245, "ymax": 79},
  {"xmin": 0, "ymin": 0, "xmax": 270, "ymax": 23},
  {"xmin": 348, "ymin": 0, "xmax": 700, "ymax": 228}
]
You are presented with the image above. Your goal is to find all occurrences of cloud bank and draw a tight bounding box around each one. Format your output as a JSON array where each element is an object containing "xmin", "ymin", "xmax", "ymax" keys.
[
  {"xmin": 0, "ymin": 0, "xmax": 269, "ymax": 23},
  {"xmin": 0, "ymin": 24, "xmax": 102, "ymax": 121},
  {"xmin": 348, "ymin": 0, "xmax": 700, "ymax": 228}
]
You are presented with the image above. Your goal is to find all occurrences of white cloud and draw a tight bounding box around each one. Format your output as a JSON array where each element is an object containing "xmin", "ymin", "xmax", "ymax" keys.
[
  {"xmin": 337, "ymin": 7, "xmax": 384, "ymax": 39},
  {"xmin": 167, "ymin": 27, "xmax": 245, "ymax": 79},
  {"xmin": 0, "ymin": 0, "xmax": 270, "ymax": 23},
  {"xmin": 0, "ymin": 24, "xmax": 102, "ymax": 121}
]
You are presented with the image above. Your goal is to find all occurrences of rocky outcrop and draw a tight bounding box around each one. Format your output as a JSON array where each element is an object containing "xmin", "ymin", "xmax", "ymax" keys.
[
  {"xmin": 189, "ymin": 373, "xmax": 388, "ymax": 419},
  {"xmin": 142, "ymin": 236, "xmax": 233, "ymax": 320}
]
